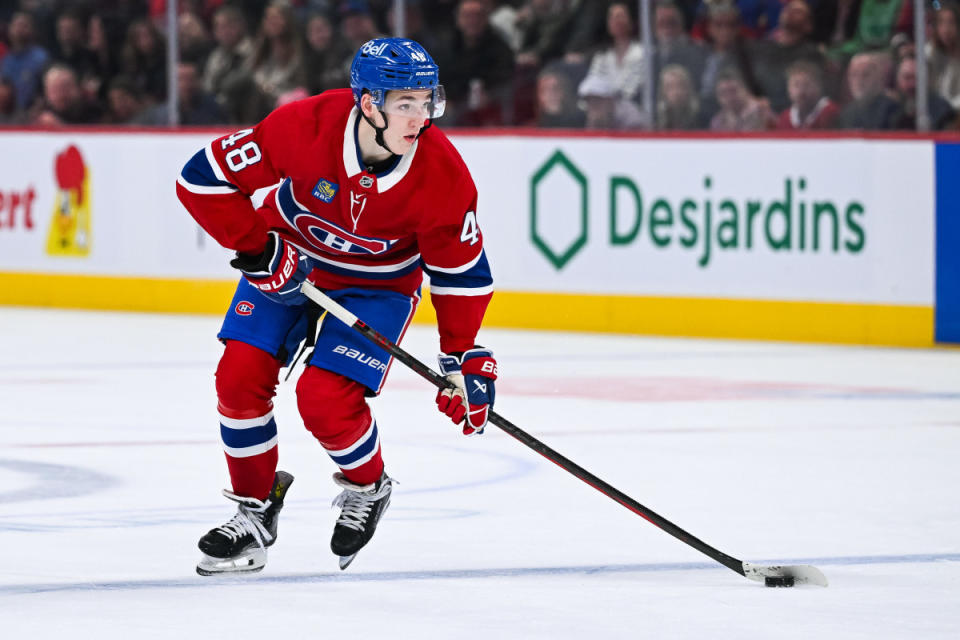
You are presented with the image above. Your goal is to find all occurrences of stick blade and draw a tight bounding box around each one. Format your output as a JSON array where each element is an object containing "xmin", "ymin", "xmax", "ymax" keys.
[{"xmin": 742, "ymin": 562, "xmax": 829, "ymax": 587}]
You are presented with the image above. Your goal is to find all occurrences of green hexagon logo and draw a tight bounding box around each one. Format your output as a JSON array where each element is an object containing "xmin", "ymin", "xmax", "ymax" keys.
[{"xmin": 530, "ymin": 150, "xmax": 588, "ymax": 270}]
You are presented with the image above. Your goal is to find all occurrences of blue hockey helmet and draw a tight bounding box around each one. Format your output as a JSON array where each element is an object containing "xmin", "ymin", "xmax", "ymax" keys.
[{"xmin": 350, "ymin": 38, "xmax": 445, "ymax": 118}]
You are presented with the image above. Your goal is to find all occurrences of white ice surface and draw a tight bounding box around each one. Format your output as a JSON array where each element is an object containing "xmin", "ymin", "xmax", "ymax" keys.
[{"xmin": 1, "ymin": 307, "xmax": 958, "ymax": 639}]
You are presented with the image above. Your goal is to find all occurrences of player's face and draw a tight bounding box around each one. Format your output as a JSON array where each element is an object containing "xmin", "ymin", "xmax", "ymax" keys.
[{"xmin": 380, "ymin": 89, "xmax": 434, "ymax": 154}]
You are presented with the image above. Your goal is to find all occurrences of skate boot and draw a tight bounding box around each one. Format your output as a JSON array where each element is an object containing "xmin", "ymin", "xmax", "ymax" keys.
[
  {"xmin": 196, "ymin": 470, "xmax": 294, "ymax": 576},
  {"xmin": 330, "ymin": 471, "xmax": 393, "ymax": 570}
]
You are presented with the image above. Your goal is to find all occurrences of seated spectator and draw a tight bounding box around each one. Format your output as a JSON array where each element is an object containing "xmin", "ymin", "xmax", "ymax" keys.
[
  {"xmin": 104, "ymin": 75, "xmax": 145, "ymax": 125},
  {"xmin": 32, "ymin": 65, "xmax": 102, "ymax": 126},
  {"xmin": 582, "ymin": 3, "xmax": 646, "ymax": 105},
  {"xmin": 304, "ymin": 13, "xmax": 352, "ymax": 96},
  {"xmin": 203, "ymin": 5, "xmax": 255, "ymax": 123},
  {"xmin": 246, "ymin": 2, "xmax": 307, "ymax": 123},
  {"xmin": 52, "ymin": 10, "xmax": 99, "ymax": 83},
  {"xmin": 839, "ymin": 52, "xmax": 900, "ymax": 130},
  {"xmin": 834, "ymin": 0, "xmax": 912, "ymax": 57},
  {"xmin": 577, "ymin": 73, "xmax": 649, "ymax": 130},
  {"xmin": 776, "ymin": 60, "xmax": 839, "ymax": 129},
  {"xmin": 709, "ymin": 67, "xmax": 774, "ymax": 131},
  {"xmin": 87, "ymin": 15, "xmax": 118, "ymax": 98},
  {"xmin": 139, "ymin": 61, "xmax": 226, "ymax": 126},
  {"xmin": 435, "ymin": 0, "xmax": 515, "ymax": 126},
  {"xmin": 121, "ymin": 18, "xmax": 168, "ymax": 104},
  {"xmin": 893, "ymin": 57, "xmax": 956, "ymax": 130},
  {"xmin": 534, "ymin": 65, "xmax": 585, "ymax": 128},
  {"xmin": 654, "ymin": 1, "xmax": 706, "ymax": 99},
  {"xmin": 515, "ymin": 0, "xmax": 580, "ymax": 69},
  {"xmin": 178, "ymin": 11, "xmax": 214, "ymax": 67},
  {"xmin": 928, "ymin": 2, "xmax": 960, "ymax": 110},
  {"xmin": 750, "ymin": 0, "xmax": 826, "ymax": 113},
  {"xmin": 698, "ymin": 2, "xmax": 759, "ymax": 123},
  {"xmin": 340, "ymin": 0, "xmax": 385, "ymax": 51},
  {"xmin": 657, "ymin": 64, "xmax": 700, "ymax": 130},
  {"xmin": 0, "ymin": 78, "xmax": 19, "ymax": 124},
  {"xmin": 1, "ymin": 11, "xmax": 50, "ymax": 112}
]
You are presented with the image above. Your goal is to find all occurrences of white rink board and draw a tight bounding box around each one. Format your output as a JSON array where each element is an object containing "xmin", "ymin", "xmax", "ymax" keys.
[
  {"xmin": 459, "ymin": 136, "xmax": 934, "ymax": 305},
  {"xmin": 0, "ymin": 130, "xmax": 935, "ymax": 305}
]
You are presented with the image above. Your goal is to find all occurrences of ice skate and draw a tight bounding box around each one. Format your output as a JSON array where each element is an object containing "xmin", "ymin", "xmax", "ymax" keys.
[
  {"xmin": 330, "ymin": 471, "xmax": 393, "ymax": 570},
  {"xmin": 196, "ymin": 470, "xmax": 294, "ymax": 576}
]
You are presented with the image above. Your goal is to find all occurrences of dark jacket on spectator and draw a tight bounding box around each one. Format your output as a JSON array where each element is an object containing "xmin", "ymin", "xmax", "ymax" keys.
[{"xmin": 839, "ymin": 92, "xmax": 902, "ymax": 129}]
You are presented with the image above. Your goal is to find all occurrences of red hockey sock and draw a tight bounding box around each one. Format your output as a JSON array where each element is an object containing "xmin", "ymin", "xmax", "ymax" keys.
[
  {"xmin": 216, "ymin": 340, "xmax": 282, "ymax": 500},
  {"xmin": 296, "ymin": 366, "xmax": 384, "ymax": 485}
]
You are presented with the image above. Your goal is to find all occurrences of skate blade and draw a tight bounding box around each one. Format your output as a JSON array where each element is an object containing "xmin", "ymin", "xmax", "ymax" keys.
[
  {"xmin": 338, "ymin": 553, "xmax": 357, "ymax": 570},
  {"xmin": 196, "ymin": 549, "xmax": 266, "ymax": 576}
]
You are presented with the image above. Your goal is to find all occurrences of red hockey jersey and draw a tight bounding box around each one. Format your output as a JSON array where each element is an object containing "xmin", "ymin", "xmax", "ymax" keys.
[{"xmin": 177, "ymin": 89, "xmax": 493, "ymax": 353}]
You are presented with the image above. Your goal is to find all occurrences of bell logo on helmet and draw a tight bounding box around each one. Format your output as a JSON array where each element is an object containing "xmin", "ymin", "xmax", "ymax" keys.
[{"xmin": 361, "ymin": 41, "xmax": 389, "ymax": 57}]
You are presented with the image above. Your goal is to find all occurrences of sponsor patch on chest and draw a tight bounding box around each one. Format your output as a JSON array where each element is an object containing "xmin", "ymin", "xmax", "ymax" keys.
[{"xmin": 312, "ymin": 178, "xmax": 339, "ymax": 203}]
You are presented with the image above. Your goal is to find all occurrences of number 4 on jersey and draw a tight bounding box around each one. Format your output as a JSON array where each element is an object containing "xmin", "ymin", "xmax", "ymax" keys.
[
  {"xmin": 221, "ymin": 128, "xmax": 262, "ymax": 172},
  {"xmin": 460, "ymin": 210, "xmax": 480, "ymax": 245}
]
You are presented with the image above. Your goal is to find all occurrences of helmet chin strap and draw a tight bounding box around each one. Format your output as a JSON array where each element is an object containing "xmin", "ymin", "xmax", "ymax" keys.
[{"xmin": 360, "ymin": 109, "xmax": 397, "ymax": 156}]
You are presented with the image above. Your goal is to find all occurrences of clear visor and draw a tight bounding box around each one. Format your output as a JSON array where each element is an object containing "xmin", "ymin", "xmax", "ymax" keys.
[{"xmin": 379, "ymin": 85, "xmax": 446, "ymax": 120}]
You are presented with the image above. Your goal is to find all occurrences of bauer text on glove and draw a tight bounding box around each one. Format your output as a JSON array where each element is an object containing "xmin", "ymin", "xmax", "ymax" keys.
[
  {"xmin": 230, "ymin": 230, "xmax": 312, "ymax": 305},
  {"xmin": 436, "ymin": 348, "xmax": 497, "ymax": 436}
]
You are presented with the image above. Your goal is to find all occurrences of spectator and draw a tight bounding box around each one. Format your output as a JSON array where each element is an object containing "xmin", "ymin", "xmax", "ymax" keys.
[
  {"xmin": 515, "ymin": 0, "xmax": 580, "ymax": 69},
  {"xmin": 32, "ymin": 64, "xmax": 102, "ymax": 126},
  {"xmin": 87, "ymin": 15, "xmax": 118, "ymax": 94},
  {"xmin": 534, "ymin": 65, "xmax": 585, "ymax": 128},
  {"xmin": 839, "ymin": 52, "xmax": 900, "ymax": 129},
  {"xmin": 104, "ymin": 75, "xmax": 145, "ymax": 124},
  {"xmin": 435, "ymin": 0, "xmax": 515, "ymax": 126},
  {"xmin": 121, "ymin": 18, "xmax": 167, "ymax": 104},
  {"xmin": 1, "ymin": 11, "xmax": 50, "ymax": 112},
  {"xmin": 304, "ymin": 13, "xmax": 351, "ymax": 96},
  {"xmin": 657, "ymin": 63, "xmax": 700, "ymax": 130},
  {"xmin": 577, "ymin": 72, "xmax": 649, "ymax": 130},
  {"xmin": 750, "ymin": 0, "xmax": 826, "ymax": 113},
  {"xmin": 489, "ymin": 0, "xmax": 524, "ymax": 52},
  {"xmin": 340, "ymin": 0, "xmax": 384, "ymax": 50},
  {"xmin": 834, "ymin": 0, "xmax": 912, "ymax": 57},
  {"xmin": 581, "ymin": 3, "xmax": 646, "ymax": 105},
  {"xmin": 203, "ymin": 5, "xmax": 255, "ymax": 123},
  {"xmin": 709, "ymin": 67, "xmax": 774, "ymax": 131},
  {"xmin": 776, "ymin": 60, "xmax": 839, "ymax": 129},
  {"xmin": 247, "ymin": 2, "xmax": 307, "ymax": 122},
  {"xmin": 178, "ymin": 11, "xmax": 214, "ymax": 67},
  {"xmin": 52, "ymin": 10, "xmax": 99, "ymax": 82},
  {"xmin": 893, "ymin": 56, "xmax": 956, "ymax": 130},
  {"xmin": 140, "ymin": 61, "xmax": 226, "ymax": 126},
  {"xmin": 387, "ymin": 0, "xmax": 437, "ymax": 53},
  {"xmin": 698, "ymin": 2, "xmax": 759, "ymax": 122},
  {"xmin": 928, "ymin": 2, "xmax": 960, "ymax": 110},
  {"xmin": 0, "ymin": 78, "xmax": 19, "ymax": 124},
  {"xmin": 654, "ymin": 1, "xmax": 706, "ymax": 98}
]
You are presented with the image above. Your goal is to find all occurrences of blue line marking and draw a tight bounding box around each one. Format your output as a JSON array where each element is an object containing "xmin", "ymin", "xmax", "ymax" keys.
[{"xmin": 1, "ymin": 553, "xmax": 957, "ymax": 596}]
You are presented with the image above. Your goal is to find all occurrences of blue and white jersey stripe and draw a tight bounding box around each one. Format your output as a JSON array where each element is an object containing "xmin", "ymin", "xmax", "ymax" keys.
[
  {"xmin": 324, "ymin": 419, "xmax": 380, "ymax": 470},
  {"xmin": 422, "ymin": 249, "xmax": 494, "ymax": 296},
  {"xmin": 220, "ymin": 412, "xmax": 278, "ymax": 458},
  {"xmin": 177, "ymin": 145, "xmax": 238, "ymax": 195}
]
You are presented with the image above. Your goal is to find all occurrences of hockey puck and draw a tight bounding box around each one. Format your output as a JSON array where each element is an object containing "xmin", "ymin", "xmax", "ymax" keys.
[{"xmin": 764, "ymin": 576, "xmax": 795, "ymax": 588}]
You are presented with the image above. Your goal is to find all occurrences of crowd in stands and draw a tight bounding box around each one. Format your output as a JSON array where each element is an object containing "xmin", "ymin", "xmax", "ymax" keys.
[{"xmin": 1, "ymin": 0, "xmax": 959, "ymax": 131}]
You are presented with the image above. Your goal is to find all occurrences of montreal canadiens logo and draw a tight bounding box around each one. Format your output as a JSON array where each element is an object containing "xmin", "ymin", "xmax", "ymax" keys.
[{"xmin": 235, "ymin": 301, "xmax": 255, "ymax": 316}]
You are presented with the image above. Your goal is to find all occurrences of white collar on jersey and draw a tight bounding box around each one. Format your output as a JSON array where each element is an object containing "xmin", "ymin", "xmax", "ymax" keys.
[{"xmin": 342, "ymin": 107, "xmax": 419, "ymax": 194}]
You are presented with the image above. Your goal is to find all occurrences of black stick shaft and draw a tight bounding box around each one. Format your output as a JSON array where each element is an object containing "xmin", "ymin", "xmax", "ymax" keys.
[{"xmin": 345, "ymin": 315, "xmax": 746, "ymax": 578}]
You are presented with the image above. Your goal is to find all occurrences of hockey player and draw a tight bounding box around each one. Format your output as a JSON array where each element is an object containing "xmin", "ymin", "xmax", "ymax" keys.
[{"xmin": 176, "ymin": 38, "xmax": 498, "ymax": 574}]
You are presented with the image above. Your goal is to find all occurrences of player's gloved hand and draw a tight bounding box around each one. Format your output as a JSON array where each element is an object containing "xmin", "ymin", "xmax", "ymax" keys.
[
  {"xmin": 436, "ymin": 348, "xmax": 498, "ymax": 436},
  {"xmin": 230, "ymin": 230, "xmax": 312, "ymax": 305}
]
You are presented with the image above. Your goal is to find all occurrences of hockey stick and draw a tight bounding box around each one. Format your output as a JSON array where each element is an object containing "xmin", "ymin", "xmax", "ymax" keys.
[{"xmin": 301, "ymin": 282, "xmax": 827, "ymax": 587}]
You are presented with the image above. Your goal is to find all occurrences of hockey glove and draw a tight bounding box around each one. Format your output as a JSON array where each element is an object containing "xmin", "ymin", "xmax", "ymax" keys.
[
  {"xmin": 230, "ymin": 231, "xmax": 312, "ymax": 305},
  {"xmin": 436, "ymin": 348, "xmax": 498, "ymax": 436}
]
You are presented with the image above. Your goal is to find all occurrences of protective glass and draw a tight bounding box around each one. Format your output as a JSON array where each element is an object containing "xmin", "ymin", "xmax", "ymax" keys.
[{"xmin": 379, "ymin": 85, "xmax": 446, "ymax": 119}]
